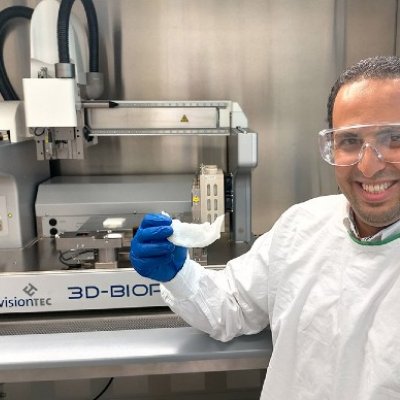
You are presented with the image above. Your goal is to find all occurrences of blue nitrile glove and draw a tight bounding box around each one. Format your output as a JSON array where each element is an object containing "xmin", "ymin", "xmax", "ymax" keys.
[{"xmin": 130, "ymin": 213, "xmax": 187, "ymax": 282}]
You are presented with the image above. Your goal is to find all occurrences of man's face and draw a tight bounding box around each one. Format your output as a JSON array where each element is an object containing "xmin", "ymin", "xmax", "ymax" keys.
[{"xmin": 333, "ymin": 78, "xmax": 400, "ymax": 237}]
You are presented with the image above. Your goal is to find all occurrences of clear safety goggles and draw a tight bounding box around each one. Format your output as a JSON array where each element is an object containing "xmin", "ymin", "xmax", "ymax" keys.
[{"xmin": 318, "ymin": 123, "xmax": 400, "ymax": 166}]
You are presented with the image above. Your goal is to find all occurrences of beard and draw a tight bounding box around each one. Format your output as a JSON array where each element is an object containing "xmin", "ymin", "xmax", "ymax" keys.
[{"xmin": 351, "ymin": 197, "xmax": 400, "ymax": 229}]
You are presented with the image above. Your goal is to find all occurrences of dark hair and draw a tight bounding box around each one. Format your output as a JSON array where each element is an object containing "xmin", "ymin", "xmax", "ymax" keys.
[{"xmin": 327, "ymin": 55, "xmax": 400, "ymax": 127}]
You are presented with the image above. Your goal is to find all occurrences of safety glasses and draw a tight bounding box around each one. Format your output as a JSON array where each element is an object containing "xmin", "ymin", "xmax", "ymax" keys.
[{"xmin": 318, "ymin": 123, "xmax": 400, "ymax": 166}]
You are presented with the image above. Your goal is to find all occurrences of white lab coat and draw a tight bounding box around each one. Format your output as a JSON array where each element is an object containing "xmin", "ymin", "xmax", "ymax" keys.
[{"xmin": 162, "ymin": 194, "xmax": 400, "ymax": 400}]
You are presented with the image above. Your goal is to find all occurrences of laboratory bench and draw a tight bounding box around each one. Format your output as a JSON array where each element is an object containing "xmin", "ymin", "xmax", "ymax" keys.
[
  {"xmin": 0, "ymin": 237, "xmax": 271, "ymax": 383},
  {"xmin": 0, "ymin": 308, "xmax": 272, "ymax": 383}
]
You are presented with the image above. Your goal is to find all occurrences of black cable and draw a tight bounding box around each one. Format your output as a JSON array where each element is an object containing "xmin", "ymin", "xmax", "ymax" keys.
[
  {"xmin": 0, "ymin": 35, "xmax": 14, "ymax": 100},
  {"xmin": 0, "ymin": 6, "xmax": 33, "ymax": 100},
  {"xmin": 57, "ymin": 0, "xmax": 75, "ymax": 64},
  {"xmin": 0, "ymin": 2, "xmax": 99, "ymax": 99},
  {"xmin": 58, "ymin": 249, "xmax": 93, "ymax": 268},
  {"xmin": 57, "ymin": 0, "xmax": 100, "ymax": 72},
  {"xmin": 80, "ymin": 0, "xmax": 99, "ymax": 72},
  {"xmin": 92, "ymin": 377, "xmax": 114, "ymax": 400}
]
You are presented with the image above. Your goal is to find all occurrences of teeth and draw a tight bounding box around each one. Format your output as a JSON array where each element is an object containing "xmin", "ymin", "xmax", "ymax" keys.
[{"xmin": 362, "ymin": 182, "xmax": 391, "ymax": 193}]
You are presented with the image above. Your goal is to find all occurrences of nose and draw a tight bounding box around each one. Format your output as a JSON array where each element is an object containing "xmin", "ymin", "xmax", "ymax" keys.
[{"xmin": 357, "ymin": 143, "xmax": 386, "ymax": 177}]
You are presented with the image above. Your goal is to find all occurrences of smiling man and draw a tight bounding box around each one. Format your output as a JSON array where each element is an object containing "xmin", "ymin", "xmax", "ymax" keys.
[
  {"xmin": 324, "ymin": 60, "xmax": 400, "ymax": 240},
  {"xmin": 130, "ymin": 56, "xmax": 400, "ymax": 400}
]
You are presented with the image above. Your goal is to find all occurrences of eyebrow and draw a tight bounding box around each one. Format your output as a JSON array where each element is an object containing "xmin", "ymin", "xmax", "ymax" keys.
[{"xmin": 335, "ymin": 130, "xmax": 359, "ymax": 137}]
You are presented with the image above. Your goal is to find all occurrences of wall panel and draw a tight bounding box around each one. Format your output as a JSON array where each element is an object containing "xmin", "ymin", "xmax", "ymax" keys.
[{"xmin": 1, "ymin": 0, "xmax": 397, "ymax": 234}]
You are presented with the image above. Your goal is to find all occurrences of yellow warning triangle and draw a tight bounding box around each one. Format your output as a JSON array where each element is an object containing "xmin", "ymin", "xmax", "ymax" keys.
[{"xmin": 180, "ymin": 114, "xmax": 189, "ymax": 123}]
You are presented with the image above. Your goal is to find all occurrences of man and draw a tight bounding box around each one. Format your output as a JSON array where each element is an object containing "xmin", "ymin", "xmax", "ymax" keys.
[{"xmin": 130, "ymin": 55, "xmax": 400, "ymax": 400}]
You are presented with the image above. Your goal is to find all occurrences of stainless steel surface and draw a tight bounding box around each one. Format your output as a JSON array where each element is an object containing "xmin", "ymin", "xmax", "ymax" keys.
[
  {"xmin": 56, "ymin": 230, "xmax": 122, "ymax": 268},
  {"xmin": 2, "ymin": 0, "xmax": 399, "ymax": 233},
  {"xmin": 3, "ymin": 0, "xmax": 398, "ymax": 233},
  {"xmin": 88, "ymin": 105, "xmax": 218, "ymax": 129},
  {"xmin": 85, "ymin": 100, "xmax": 237, "ymax": 136},
  {"xmin": 88, "ymin": 128, "xmax": 231, "ymax": 136},
  {"xmin": 0, "ymin": 238, "xmax": 67, "ymax": 272},
  {"xmin": 35, "ymin": 174, "xmax": 197, "ymax": 245},
  {"xmin": 0, "ymin": 234, "xmax": 251, "ymax": 273},
  {"xmin": 33, "ymin": 125, "xmax": 85, "ymax": 160},
  {"xmin": 56, "ymin": 231, "xmax": 122, "ymax": 250},
  {"xmin": 86, "ymin": 101, "xmax": 231, "ymax": 108},
  {"xmin": 0, "ymin": 308, "xmax": 188, "ymax": 335},
  {"xmin": 0, "ymin": 326, "xmax": 271, "ymax": 382},
  {"xmin": 0, "ymin": 140, "xmax": 50, "ymax": 248}
]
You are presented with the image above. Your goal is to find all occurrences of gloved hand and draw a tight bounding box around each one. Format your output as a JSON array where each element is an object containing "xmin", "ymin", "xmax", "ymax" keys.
[{"xmin": 130, "ymin": 213, "xmax": 188, "ymax": 282}]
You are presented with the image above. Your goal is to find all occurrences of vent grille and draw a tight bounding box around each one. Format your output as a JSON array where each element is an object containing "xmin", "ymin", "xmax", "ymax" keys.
[{"xmin": 0, "ymin": 308, "xmax": 188, "ymax": 336}]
